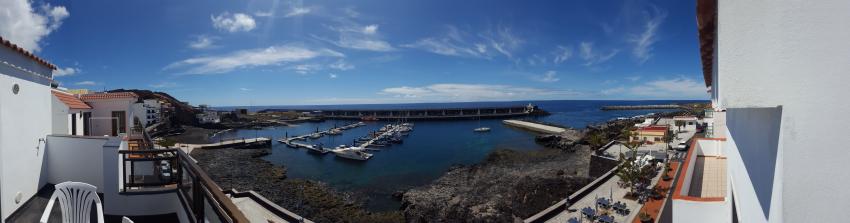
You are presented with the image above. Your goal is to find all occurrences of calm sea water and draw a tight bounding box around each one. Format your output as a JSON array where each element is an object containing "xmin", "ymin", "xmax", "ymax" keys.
[{"xmin": 211, "ymin": 100, "xmax": 703, "ymax": 211}]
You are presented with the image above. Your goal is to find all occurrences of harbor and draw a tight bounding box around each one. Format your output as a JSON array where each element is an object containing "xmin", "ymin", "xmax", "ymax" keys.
[
  {"xmin": 260, "ymin": 104, "xmax": 548, "ymax": 120},
  {"xmin": 279, "ymin": 121, "xmax": 415, "ymax": 161}
]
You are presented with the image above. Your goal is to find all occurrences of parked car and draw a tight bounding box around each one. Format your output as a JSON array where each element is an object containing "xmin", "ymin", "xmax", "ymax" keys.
[{"xmin": 675, "ymin": 142, "xmax": 689, "ymax": 151}]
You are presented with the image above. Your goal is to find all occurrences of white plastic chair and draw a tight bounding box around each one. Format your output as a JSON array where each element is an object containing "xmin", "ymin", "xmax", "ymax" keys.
[{"xmin": 40, "ymin": 182, "xmax": 104, "ymax": 223}]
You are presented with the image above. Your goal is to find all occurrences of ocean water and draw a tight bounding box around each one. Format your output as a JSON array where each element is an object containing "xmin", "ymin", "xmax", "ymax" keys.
[{"xmin": 210, "ymin": 100, "xmax": 703, "ymax": 211}]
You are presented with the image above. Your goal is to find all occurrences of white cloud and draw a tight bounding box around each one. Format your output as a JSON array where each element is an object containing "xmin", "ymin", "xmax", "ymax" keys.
[
  {"xmin": 629, "ymin": 7, "xmax": 666, "ymax": 64},
  {"xmin": 533, "ymin": 70, "xmax": 560, "ymax": 83},
  {"xmin": 150, "ymin": 82, "xmax": 178, "ymax": 89},
  {"xmin": 343, "ymin": 7, "xmax": 360, "ymax": 18},
  {"xmin": 53, "ymin": 67, "xmax": 80, "ymax": 77},
  {"xmin": 626, "ymin": 76, "xmax": 642, "ymax": 81},
  {"xmin": 74, "ymin": 81, "xmax": 98, "ymax": 86},
  {"xmin": 189, "ymin": 35, "xmax": 215, "ymax": 49},
  {"xmin": 405, "ymin": 25, "xmax": 522, "ymax": 59},
  {"xmin": 380, "ymin": 83, "xmax": 579, "ymax": 101},
  {"xmin": 211, "ymin": 12, "xmax": 256, "ymax": 33},
  {"xmin": 579, "ymin": 42, "xmax": 618, "ymax": 66},
  {"xmin": 601, "ymin": 87, "xmax": 626, "ymax": 95},
  {"xmin": 484, "ymin": 26, "xmax": 523, "ymax": 58},
  {"xmin": 0, "ymin": 0, "xmax": 70, "ymax": 52},
  {"xmin": 239, "ymin": 88, "xmax": 252, "ymax": 91},
  {"xmin": 553, "ymin": 45, "xmax": 573, "ymax": 64},
  {"xmin": 254, "ymin": 11, "xmax": 274, "ymax": 17},
  {"xmin": 315, "ymin": 23, "xmax": 395, "ymax": 52},
  {"xmin": 362, "ymin": 24, "xmax": 379, "ymax": 35},
  {"xmin": 328, "ymin": 73, "xmax": 338, "ymax": 79},
  {"xmin": 165, "ymin": 45, "xmax": 344, "ymax": 74},
  {"xmin": 329, "ymin": 60, "xmax": 354, "ymax": 71},
  {"xmin": 284, "ymin": 7, "xmax": 311, "ymax": 18},
  {"xmin": 627, "ymin": 77, "xmax": 707, "ymax": 99}
]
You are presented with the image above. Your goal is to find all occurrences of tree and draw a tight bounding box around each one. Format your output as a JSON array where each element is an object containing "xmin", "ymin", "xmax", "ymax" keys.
[{"xmin": 588, "ymin": 132, "xmax": 607, "ymax": 150}]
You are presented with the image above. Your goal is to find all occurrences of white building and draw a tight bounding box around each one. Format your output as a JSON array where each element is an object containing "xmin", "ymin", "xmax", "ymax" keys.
[
  {"xmin": 133, "ymin": 99, "xmax": 162, "ymax": 126},
  {"xmin": 80, "ymin": 92, "xmax": 141, "ymax": 137},
  {"xmin": 51, "ymin": 89, "xmax": 92, "ymax": 135},
  {"xmin": 672, "ymin": 0, "xmax": 850, "ymax": 222},
  {"xmin": 0, "ymin": 37, "xmax": 307, "ymax": 222}
]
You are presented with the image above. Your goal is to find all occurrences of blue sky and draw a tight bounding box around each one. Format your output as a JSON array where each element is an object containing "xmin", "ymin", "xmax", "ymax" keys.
[{"xmin": 1, "ymin": 0, "xmax": 707, "ymax": 106}]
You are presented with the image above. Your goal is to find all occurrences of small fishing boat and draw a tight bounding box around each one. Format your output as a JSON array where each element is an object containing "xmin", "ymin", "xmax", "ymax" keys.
[
  {"xmin": 332, "ymin": 147, "xmax": 373, "ymax": 161},
  {"xmin": 474, "ymin": 127, "xmax": 491, "ymax": 132},
  {"xmin": 307, "ymin": 143, "xmax": 329, "ymax": 154},
  {"xmin": 309, "ymin": 132, "xmax": 322, "ymax": 139}
]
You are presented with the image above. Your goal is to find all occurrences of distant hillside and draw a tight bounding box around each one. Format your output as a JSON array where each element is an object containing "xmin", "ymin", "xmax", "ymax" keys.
[{"xmin": 108, "ymin": 89, "xmax": 198, "ymax": 126}]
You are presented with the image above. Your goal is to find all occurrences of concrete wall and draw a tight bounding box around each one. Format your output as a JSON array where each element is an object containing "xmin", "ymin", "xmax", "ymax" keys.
[
  {"xmin": 51, "ymin": 96, "xmax": 69, "ymax": 135},
  {"xmin": 0, "ymin": 73, "xmax": 52, "ymax": 221},
  {"xmin": 672, "ymin": 199, "xmax": 730, "ymax": 223},
  {"xmin": 718, "ymin": 1, "xmax": 850, "ymax": 222},
  {"xmin": 44, "ymin": 135, "xmax": 108, "ymax": 190}
]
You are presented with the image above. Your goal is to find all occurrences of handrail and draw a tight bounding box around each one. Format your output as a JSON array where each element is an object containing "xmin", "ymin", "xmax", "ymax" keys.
[{"xmin": 176, "ymin": 149, "xmax": 250, "ymax": 223}]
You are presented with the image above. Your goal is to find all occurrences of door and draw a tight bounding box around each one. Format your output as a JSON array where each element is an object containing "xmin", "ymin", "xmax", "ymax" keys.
[
  {"xmin": 83, "ymin": 112, "xmax": 91, "ymax": 136},
  {"xmin": 111, "ymin": 111, "xmax": 126, "ymax": 136}
]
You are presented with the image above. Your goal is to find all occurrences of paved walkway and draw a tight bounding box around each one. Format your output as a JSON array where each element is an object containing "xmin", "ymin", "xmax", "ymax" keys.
[{"xmin": 546, "ymin": 175, "xmax": 641, "ymax": 223}]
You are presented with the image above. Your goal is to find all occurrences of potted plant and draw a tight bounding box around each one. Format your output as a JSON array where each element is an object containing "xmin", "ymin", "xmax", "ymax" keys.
[{"xmin": 639, "ymin": 212, "xmax": 653, "ymax": 223}]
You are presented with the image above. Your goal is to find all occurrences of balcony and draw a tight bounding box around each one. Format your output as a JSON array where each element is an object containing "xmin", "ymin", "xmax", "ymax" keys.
[
  {"xmin": 4, "ymin": 135, "xmax": 251, "ymax": 223},
  {"xmin": 671, "ymin": 137, "xmax": 731, "ymax": 223}
]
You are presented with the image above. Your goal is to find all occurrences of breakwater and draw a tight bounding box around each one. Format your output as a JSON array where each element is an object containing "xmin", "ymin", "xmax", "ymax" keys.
[
  {"xmin": 261, "ymin": 104, "xmax": 548, "ymax": 120},
  {"xmin": 601, "ymin": 104, "xmax": 682, "ymax": 110}
]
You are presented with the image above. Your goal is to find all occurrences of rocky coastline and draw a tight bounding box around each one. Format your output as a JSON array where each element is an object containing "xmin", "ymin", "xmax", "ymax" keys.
[
  {"xmin": 188, "ymin": 114, "xmax": 658, "ymax": 222},
  {"xmin": 190, "ymin": 148, "xmax": 404, "ymax": 223}
]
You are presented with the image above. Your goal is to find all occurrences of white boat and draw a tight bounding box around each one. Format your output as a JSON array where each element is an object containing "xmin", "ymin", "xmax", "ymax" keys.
[
  {"xmin": 309, "ymin": 133, "xmax": 322, "ymax": 139},
  {"xmin": 474, "ymin": 127, "xmax": 491, "ymax": 132},
  {"xmin": 307, "ymin": 144, "xmax": 329, "ymax": 154},
  {"xmin": 332, "ymin": 147, "xmax": 373, "ymax": 161},
  {"xmin": 327, "ymin": 128, "xmax": 342, "ymax": 135}
]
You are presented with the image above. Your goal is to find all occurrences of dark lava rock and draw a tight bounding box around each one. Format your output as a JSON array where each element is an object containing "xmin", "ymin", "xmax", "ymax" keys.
[
  {"xmin": 191, "ymin": 148, "xmax": 403, "ymax": 223},
  {"xmin": 401, "ymin": 145, "xmax": 594, "ymax": 222}
]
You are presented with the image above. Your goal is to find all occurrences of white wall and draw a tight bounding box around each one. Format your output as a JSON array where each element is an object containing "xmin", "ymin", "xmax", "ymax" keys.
[
  {"xmin": 44, "ymin": 135, "xmax": 108, "ymax": 189},
  {"xmin": 0, "ymin": 73, "xmax": 52, "ymax": 221},
  {"xmin": 718, "ymin": 1, "xmax": 850, "ymax": 222},
  {"xmin": 51, "ymin": 96, "xmax": 69, "ymax": 135},
  {"xmin": 85, "ymin": 99, "xmax": 136, "ymax": 136},
  {"xmin": 673, "ymin": 199, "xmax": 730, "ymax": 223}
]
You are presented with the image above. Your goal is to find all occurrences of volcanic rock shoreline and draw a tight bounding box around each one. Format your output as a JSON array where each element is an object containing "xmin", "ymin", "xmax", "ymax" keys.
[{"xmin": 190, "ymin": 117, "xmax": 643, "ymax": 223}]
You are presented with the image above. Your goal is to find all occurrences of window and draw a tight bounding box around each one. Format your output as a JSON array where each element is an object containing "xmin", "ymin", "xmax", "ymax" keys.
[{"xmin": 654, "ymin": 137, "xmax": 661, "ymax": 142}]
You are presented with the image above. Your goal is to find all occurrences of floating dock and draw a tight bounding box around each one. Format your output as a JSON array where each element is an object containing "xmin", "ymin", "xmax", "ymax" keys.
[
  {"xmin": 261, "ymin": 104, "xmax": 548, "ymax": 120},
  {"xmin": 277, "ymin": 122, "xmax": 364, "ymax": 152},
  {"xmin": 502, "ymin": 120, "xmax": 567, "ymax": 134},
  {"xmin": 600, "ymin": 104, "xmax": 682, "ymax": 110}
]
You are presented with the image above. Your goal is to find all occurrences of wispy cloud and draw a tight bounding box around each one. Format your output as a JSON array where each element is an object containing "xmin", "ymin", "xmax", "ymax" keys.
[
  {"xmin": 552, "ymin": 45, "xmax": 573, "ymax": 64},
  {"xmin": 254, "ymin": 11, "xmax": 274, "ymax": 17},
  {"xmin": 74, "ymin": 81, "xmax": 98, "ymax": 86},
  {"xmin": 532, "ymin": 70, "xmax": 560, "ymax": 83},
  {"xmin": 328, "ymin": 73, "xmax": 338, "ymax": 79},
  {"xmin": 53, "ymin": 66, "xmax": 80, "ymax": 77},
  {"xmin": 165, "ymin": 45, "xmax": 344, "ymax": 74},
  {"xmin": 188, "ymin": 35, "xmax": 216, "ymax": 49},
  {"xmin": 404, "ymin": 25, "xmax": 522, "ymax": 59},
  {"xmin": 0, "ymin": 0, "xmax": 69, "ymax": 52},
  {"xmin": 315, "ymin": 23, "xmax": 395, "ymax": 52},
  {"xmin": 626, "ymin": 76, "xmax": 641, "ymax": 81},
  {"xmin": 211, "ymin": 12, "xmax": 256, "ymax": 32},
  {"xmin": 239, "ymin": 87, "xmax": 252, "ymax": 91},
  {"xmin": 284, "ymin": 7, "xmax": 311, "ymax": 18},
  {"xmin": 616, "ymin": 76, "xmax": 706, "ymax": 99},
  {"xmin": 579, "ymin": 42, "xmax": 618, "ymax": 66},
  {"xmin": 380, "ymin": 83, "xmax": 580, "ymax": 101},
  {"xmin": 628, "ymin": 6, "xmax": 666, "ymax": 64}
]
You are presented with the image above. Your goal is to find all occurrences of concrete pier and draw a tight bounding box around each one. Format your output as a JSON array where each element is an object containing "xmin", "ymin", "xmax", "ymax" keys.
[
  {"xmin": 600, "ymin": 104, "xmax": 682, "ymax": 110},
  {"xmin": 261, "ymin": 104, "xmax": 548, "ymax": 120},
  {"xmin": 502, "ymin": 120, "xmax": 567, "ymax": 134}
]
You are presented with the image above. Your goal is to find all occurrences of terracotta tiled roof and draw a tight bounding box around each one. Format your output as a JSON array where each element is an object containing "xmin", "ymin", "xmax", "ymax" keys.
[
  {"xmin": 697, "ymin": 0, "xmax": 717, "ymax": 87},
  {"xmin": 638, "ymin": 125, "xmax": 668, "ymax": 132},
  {"xmin": 0, "ymin": 36, "xmax": 57, "ymax": 70},
  {"xmin": 80, "ymin": 92, "xmax": 139, "ymax": 100},
  {"xmin": 52, "ymin": 90, "xmax": 92, "ymax": 109}
]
